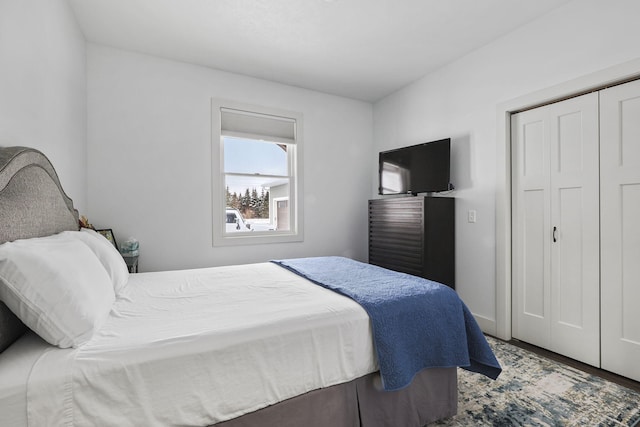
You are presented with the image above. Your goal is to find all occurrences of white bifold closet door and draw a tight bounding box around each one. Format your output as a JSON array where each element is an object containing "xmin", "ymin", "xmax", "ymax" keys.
[
  {"xmin": 511, "ymin": 92, "xmax": 600, "ymax": 366},
  {"xmin": 600, "ymin": 79, "xmax": 640, "ymax": 382}
]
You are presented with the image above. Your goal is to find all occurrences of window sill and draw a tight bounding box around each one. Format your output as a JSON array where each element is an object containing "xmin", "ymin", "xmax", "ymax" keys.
[{"xmin": 213, "ymin": 231, "xmax": 303, "ymax": 247}]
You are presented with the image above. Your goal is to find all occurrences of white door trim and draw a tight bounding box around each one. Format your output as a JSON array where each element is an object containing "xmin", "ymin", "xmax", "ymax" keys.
[{"xmin": 494, "ymin": 57, "xmax": 640, "ymax": 341}]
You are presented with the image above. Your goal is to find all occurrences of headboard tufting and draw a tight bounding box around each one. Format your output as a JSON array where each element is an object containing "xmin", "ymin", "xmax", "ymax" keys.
[{"xmin": 0, "ymin": 146, "xmax": 80, "ymax": 352}]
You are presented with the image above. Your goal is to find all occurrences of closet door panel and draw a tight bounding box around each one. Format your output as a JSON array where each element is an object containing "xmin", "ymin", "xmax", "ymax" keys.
[
  {"xmin": 512, "ymin": 92, "xmax": 599, "ymax": 366},
  {"xmin": 620, "ymin": 95, "xmax": 640, "ymax": 168},
  {"xmin": 548, "ymin": 93, "xmax": 600, "ymax": 366},
  {"xmin": 523, "ymin": 190, "xmax": 546, "ymax": 318},
  {"xmin": 556, "ymin": 187, "xmax": 584, "ymax": 328},
  {"xmin": 601, "ymin": 79, "xmax": 640, "ymax": 382},
  {"xmin": 512, "ymin": 108, "xmax": 551, "ymax": 348},
  {"xmin": 620, "ymin": 185, "xmax": 640, "ymax": 342},
  {"xmin": 523, "ymin": 120, "xmax": 546, "ymax": 177},
  {"xmin": 557, "ymin": 110, "xmax": 585, "ymax": 174}
]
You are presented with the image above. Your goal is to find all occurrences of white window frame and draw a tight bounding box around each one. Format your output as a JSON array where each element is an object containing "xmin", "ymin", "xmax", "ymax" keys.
[{"xmin": 211, "ymin": 98, "xmax": 304, "ymax": 246}]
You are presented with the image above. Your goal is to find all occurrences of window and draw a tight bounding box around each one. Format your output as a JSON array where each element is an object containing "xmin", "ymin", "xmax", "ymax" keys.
[{"xmin": 211, "ymin": 99, "xmax": 303, "ymax": 246}]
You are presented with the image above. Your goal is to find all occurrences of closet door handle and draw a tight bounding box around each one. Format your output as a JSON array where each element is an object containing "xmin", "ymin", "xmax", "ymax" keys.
[{"xmin": 553, "ymin": 226, "xmax": 557, "ymax": 243}]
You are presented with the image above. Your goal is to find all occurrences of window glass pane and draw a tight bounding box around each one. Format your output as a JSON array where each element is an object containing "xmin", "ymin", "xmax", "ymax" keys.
[
  {"xmin": 224, "ymin": 175, "xmax": 290, "ymax": 233},
  {"xmin": 224, "ymin": 137, "xmax": 288, "ymax": 175}
]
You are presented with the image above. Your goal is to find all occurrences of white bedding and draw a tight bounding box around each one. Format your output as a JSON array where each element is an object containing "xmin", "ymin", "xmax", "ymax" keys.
[
  {"xmin": 13, "ymin": 262, "xmax": 376, "ymax": 426},
  {"xmin": 0, "ymin": 332, "xmax": 49, "ymax": 426}
]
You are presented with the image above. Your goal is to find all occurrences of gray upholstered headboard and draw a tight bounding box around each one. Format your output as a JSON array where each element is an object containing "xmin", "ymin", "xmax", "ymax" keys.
[{"xmin": 0, "ymin": 146, "xmax": 79, "ymax": 352}]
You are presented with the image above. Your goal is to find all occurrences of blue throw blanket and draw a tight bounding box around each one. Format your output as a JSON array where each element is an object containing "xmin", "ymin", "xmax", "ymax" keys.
[{"xmin": 272, "ymin": 256, "xmax": 501, "ymax": 391}]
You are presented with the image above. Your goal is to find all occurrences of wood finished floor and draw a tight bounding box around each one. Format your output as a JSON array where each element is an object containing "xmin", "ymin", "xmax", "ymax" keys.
[{"xmin": 504, "ymin": 337, "xmax": 640, "ymax": 394}]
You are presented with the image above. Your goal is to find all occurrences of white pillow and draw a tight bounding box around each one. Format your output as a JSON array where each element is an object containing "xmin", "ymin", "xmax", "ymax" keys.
[
  {"xmin": 61, "ymin": 229, "xmax": 129, "ymax": 296},
  {"xmin": 0, "ymin": 237, "xmax": 115, "ymax": 348}
]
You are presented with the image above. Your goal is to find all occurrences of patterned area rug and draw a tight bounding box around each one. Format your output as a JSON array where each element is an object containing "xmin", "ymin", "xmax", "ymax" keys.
[{"xmin": 434, "ymin": 336, "xmax": 640, "ymax": 426}]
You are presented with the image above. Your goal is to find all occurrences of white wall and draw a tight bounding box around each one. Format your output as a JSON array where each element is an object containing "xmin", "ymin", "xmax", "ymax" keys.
[
  {"xmin": 86, "ymin": 45, "xmax": 373, "ymax": 271},
  {"xmin": 0, "ymin": 0, "xmax": 87, "ymax": 211},
  {"xmin": 373, "ymin": 0, "xmax": 640, "ymax": 333}
]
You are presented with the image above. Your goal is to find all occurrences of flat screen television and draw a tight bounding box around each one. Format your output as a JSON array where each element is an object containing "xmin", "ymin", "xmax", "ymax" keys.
[{"xmin": 378, "ymin": 138, "xmax": 451, "ymax": 195}]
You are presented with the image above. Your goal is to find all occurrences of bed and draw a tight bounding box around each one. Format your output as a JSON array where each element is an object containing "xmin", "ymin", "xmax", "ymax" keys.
[{"xmin": 0, "ymin": 146, "xmax": 500, "ymax": 427}]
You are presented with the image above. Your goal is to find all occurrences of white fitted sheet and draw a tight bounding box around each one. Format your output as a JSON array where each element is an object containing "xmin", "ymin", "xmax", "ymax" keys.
[
  {"xmin": 23, "ymin": 262, "xmax": 376, "ymax": 426},
  {"xmin": 0, "ymin": 332, "xmax": 50, "ymax": 426}
]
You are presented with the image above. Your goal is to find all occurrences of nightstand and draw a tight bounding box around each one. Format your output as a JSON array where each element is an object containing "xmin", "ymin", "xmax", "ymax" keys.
[{"xmin": 123, "ymin": 255, "xmax": 139, "ymax": 273}]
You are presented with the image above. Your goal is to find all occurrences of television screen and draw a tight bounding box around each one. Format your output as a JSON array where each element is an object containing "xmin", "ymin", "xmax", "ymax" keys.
[{"xmin": 378, "ymin": 138, "xmax": 451, "ymax": 195}]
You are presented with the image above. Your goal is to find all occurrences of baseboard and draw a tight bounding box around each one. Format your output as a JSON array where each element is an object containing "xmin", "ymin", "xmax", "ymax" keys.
[{"xmin": 472, "ymin": 312, "xmax": 496, "ymax": 336}]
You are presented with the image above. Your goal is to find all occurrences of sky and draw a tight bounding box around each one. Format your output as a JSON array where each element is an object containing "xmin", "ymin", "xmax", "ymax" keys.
[{"xmin": 223, "ymin": 137, "xmax": 288, "ymax": 194}]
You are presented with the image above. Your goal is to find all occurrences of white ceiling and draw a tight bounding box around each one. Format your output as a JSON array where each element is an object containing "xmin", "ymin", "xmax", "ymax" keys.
[{"xmin": 68, "ymin": 0, "xmax": 572, "ymax": 102}]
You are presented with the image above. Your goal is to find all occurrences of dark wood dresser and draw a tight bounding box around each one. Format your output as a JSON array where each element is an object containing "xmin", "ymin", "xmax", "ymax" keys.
[{"xmin": 368, "ymin": 196, "xmax": 455, "ymax": 289}]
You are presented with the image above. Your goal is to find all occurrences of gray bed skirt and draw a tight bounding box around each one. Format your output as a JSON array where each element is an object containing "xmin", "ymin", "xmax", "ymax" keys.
[{"xmin": 214, "ymin": 367, "xmax": 457, "ymax": 427}]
